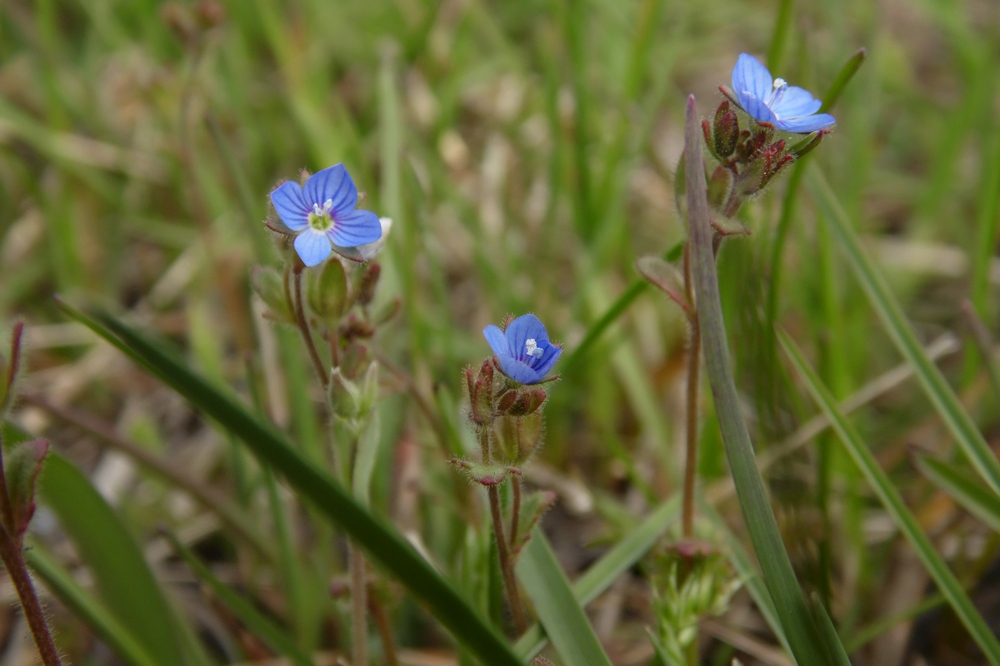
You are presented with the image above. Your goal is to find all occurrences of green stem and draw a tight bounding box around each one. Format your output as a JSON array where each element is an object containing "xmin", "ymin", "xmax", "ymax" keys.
[
  {"xmin": 289, "ymin": 265, "xmax": 328, "ymax": 389},
  {"xmin": 350, "ymin": 541, "xmax": 368, "ymax": 666},
  {"xmin": 509, "ymin": 475, "xmax": 522, "ymax": 550}
]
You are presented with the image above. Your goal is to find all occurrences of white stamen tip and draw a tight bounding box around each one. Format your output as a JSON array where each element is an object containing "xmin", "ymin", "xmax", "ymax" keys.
[
  {"xmin": 323, "ymin": 199, "xmax": 334, "ymax": 212},
  {"xmin": 773, "ymin": 78, "xmax": 787, "ymax": 89},
  {"xmin": 525, "ymin": 339, "xmax": 543, "ymax": 358}
]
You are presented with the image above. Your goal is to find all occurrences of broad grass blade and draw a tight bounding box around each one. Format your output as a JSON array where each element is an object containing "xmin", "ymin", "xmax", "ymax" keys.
[
  {"xmin": 516, "ymin": 531, "xmax": 614, "ymax": 666},
  {"xmin": 26, "ymin": 547, "xmax": 161, "ymax": 666},
  {"xmin": 39, "ymin": 454, "xmax": 198, "ymax": 666}
]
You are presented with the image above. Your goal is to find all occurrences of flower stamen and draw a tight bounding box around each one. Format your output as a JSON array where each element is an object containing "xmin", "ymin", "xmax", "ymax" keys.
[{"xmin": 525, "ymin": 339, "xmax": 543, "ymax": 359}]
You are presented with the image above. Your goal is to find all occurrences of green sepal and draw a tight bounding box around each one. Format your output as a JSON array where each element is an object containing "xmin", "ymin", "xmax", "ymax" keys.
[
  {"xmin": 307, "ymin": 258, "xmax": 348, "ymax": 321},
  {"xmin": 493, "ymin": 411, "xmax": 544, "ymax": 464},
  {"xmin": 4, "ymin": 438, "xmax": 49, "ymax": 536},
  {"xmin": 511, "ymin": 490, "xmax": 556, "ymax": 556},
  {"xmin": 449, "ymin": 458, "xmax": 512, "ymax": 487},
  {"xmin": 636, "ymin": 256, "xmax": 691, "ymax": 316},
  {"xmin": 251, "ymin": 267, "xmax": 293, "ymax": 323}
]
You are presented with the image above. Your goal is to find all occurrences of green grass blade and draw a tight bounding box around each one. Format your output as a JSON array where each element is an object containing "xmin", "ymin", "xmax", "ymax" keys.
[
  {"xmin": 808, "ymin": 165, "xmax": 1000, "ymax": 497},
  {"xmin": 58, "ymin": 301, "xmax": 523, "ymax": 666},
  {"xmin": 25, "ymin": 547, "xmax": 161, "ymax": 666},
  {"xmin": 819, "ymin": 49, "xmax": 867, "ymax": 113},
  {"xmin": 514, "ymin": 496, "xmax": 679, "ymax": 659},
  {"xmin": 516, "ymin": 531, "xmax": 613, "ymax": 666},
  {"xmin": 779, "ymin": 329, "xmax": 1000, "ymax": 664},
  {"xmin": 810, "ymin": 594, "xmax": 853, "ymax": 666},
  {"xmin": 915, "ymin": 456, "xmax": 1000, "ymax": 533},
  {"xmin": 38, "ymin": 454, "xmax": 188, "ymax": 666},
  {"xmin": 164, "ymin": 531, "xmax": 316, "ymax": 666},
  {"xmin": 684, "ymin": 96, "xmax": 834, "ymax": 666}
]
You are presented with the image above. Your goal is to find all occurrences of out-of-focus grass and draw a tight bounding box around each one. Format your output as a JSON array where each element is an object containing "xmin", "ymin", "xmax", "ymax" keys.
[{"xmin": 2, "ymin": 0, "xmax": 999, "ymax": 663}]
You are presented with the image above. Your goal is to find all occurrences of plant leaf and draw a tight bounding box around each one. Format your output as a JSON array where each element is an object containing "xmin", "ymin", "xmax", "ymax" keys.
[
  {"xmin": 58, "ymin": 301, "xmax": 522, "ymax": 666},
  {"xmin": 808, "ymin": 165, "xmax": 1000, "ymax": 497},
  {"xmin": 516, "ymin": 531, "xmax": 614, "ymax": 666},
  {"xmin": 684, "ymin": 95, "xmax": 835, "ymax": 666},
  {"xmin": 780, "ymin": 328, "xmax": 1000, "ymax": 664}
]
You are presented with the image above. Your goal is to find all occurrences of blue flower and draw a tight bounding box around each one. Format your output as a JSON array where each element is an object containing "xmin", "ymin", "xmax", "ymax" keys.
[
  {"xmin": 729, "ymin": 53, "xmax": 835, "ymax": 134},
  {"xmin": 269, "ymin": 164, "xmax": 383, "ymax": 267},
  {"xmin": 483, "ymin": 314, "xmax": 562, "ymax": 385}
]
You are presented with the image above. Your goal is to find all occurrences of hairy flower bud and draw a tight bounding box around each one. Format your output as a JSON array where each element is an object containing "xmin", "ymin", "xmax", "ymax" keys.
[{"xmin": 712, "ymin": 102, "xmax": 739, "ymax": 158}]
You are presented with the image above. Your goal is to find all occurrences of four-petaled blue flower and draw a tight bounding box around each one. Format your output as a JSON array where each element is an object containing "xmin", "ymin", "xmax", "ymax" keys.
[
  {"xmin": 730, "ymin": 53, "xmax": 835, "ymax": 134},
  {"xmin": 484, "ymin": 314, "xmax": 562, "ymax": 385},
  {"xmin": 270, "ymin": 164, "xmax": 383, "ymax": 267}
]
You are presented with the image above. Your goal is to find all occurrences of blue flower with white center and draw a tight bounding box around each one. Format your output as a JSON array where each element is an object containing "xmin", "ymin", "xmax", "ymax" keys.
[
  {"xmin": 729, "ymin": 53, "xmax": 835, "ymax": 134},
  {"xmin": 483, "ymin": 314, "xmax": 562, "ymax": 385},
  {"xmin": 269, "ymin": 164, "xmax": 383, "ymax": 267}
]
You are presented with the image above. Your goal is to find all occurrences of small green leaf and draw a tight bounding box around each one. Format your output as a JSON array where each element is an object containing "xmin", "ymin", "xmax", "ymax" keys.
[{"xmin": 252, "ymin": 266, "xmax": 294, "ymax": 323}]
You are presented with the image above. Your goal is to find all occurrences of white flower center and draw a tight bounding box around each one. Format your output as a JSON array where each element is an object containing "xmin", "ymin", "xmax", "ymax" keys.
[
  {"xmin": 525, "ymin": 339, "xmax": 543, "ymax": 359},
  {"xmin": 766, "ymin": 78, "xmax": 788, "ymax": 114},
  {"xmin": 308, "ymin": 199, "xmax": 335, "ymax": 231}
]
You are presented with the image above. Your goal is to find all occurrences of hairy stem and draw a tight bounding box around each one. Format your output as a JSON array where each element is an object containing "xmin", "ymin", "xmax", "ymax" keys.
[
  {"xmin": 289, "ymin": 265, "xmax": 328, "ymax": 389},
  {"xmin": 0, "ymin": 535, "xmax": 63, "ymax": 666},
  {"xmin": 489, "ymin": 485, "xmax": 527, "ymax": 633},
  {"xmin": 509, "ymin": 475, "xmax": 522, "ymax": 550}
]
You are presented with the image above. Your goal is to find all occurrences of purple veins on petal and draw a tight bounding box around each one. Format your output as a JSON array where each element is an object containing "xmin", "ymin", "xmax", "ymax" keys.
[
  {"xmin": 269, "ymin": 181, "xmax": 310, "ymax": 231},
  {"xmin": 775, "ymin": 114, "xmax": 836, "ymax": 133},
  {"xmin": 328, "ymin": 209, "xmax": 383, "ymax": 247},
  {"xmin": 732, "ymin": 53, "xmax": 773, "ymax": 103},
  {"xmin": 305, "ymin": 164, "xmax": 357, "ymax": 216}
]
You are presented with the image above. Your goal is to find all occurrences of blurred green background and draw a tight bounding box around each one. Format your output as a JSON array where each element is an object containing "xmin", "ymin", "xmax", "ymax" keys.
[{"xmin": 1, "ymin": 0, "xmax": 999, "ymax": 663}]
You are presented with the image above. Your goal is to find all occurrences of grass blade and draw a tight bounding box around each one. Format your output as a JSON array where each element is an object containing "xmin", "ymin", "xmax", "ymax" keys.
[
  {"xmin": 808, "ymin": 165, "xmax": 1000, "ymax": 497},
  {"xmin": 164, "ymin": 531, "xmax": 316, "ymax": 666},
  {"xmin": 57, "ymin": 301, "xmax": 522, "ymax": 666},
  {"xmin": 915, "ymin": 456, "xmax": 1000, "ymax": 533},
  {"xmin": 684, "ymin": 95, "xmax": 834, "ymax": 666},
  {"xmin": 25, "ymin": 547, "xmax": 161, "ymax": 666},
  {"xmin": 779, "ymin": 329, "xmax": 1000, "ymax": 664},
  {"xmin": 514, "ymin": 496, "xmax": 679, "ymax": 659},
  {"xmin": 39, "ymin": 453, "xmax": 191, "ymax": 666},
  {"xmin": 516, "ymin": 531, "xmax": 614, "ymax": 666}
]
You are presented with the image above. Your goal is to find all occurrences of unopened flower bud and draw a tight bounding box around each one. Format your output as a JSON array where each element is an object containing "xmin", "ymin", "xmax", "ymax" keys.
[
  {"xmin": 713, "ymin": 102, "xmax": 739, "ymax": 158},
  {"xmin": 507, "ymin": 388, "xmax": 547, "ymax": 416},
  {"xmin": 356, "ymin": 261, "xmax": 381, "ymax": 306},
  {"xmin": 496, "ymin": 389, "xmax": 518, "ymax": 413}
]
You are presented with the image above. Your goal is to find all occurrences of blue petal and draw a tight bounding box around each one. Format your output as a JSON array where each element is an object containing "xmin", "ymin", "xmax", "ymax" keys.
[
  {"xmin": 771, "ymin": 86, "xmax": 821, "ymax": 119},
  {"xmin": 269, "ymin": 181, "xmax": 310, "ymax": 231},
  {"xmin": 504, "ymin": 314, "xmax": 548, "ymax": 362},
  {"xmin": 532, "ymin": 344, "xmax": 562, "ymax": 377},
  {"xmin": 732, "ymin": 54, "xmax": 772, "ymax": 105},
  {"xmin": 483, "ymin": 325, "xmax": 509, "ymax": 358},
  {"xmin": 305, "ymin": 164, "xmax": 357, "ymax": 214},
  {"xmin": 737, "ymin": 93, "xmax": 778, "ymax": 124},
  {"xmin": 496, "ymin": 356, "xmax": 543, "ymax": 385},
  {"xmin": 293, "ymin": 230, "xmax": 333, "ymax": 266},
  {"xmin": 774, "ymin": 113, "xmax": 836, "ymax": 133},
  {"xmin": 328, "ymin": 209, "xmax": 383, "ymax": 247}
]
